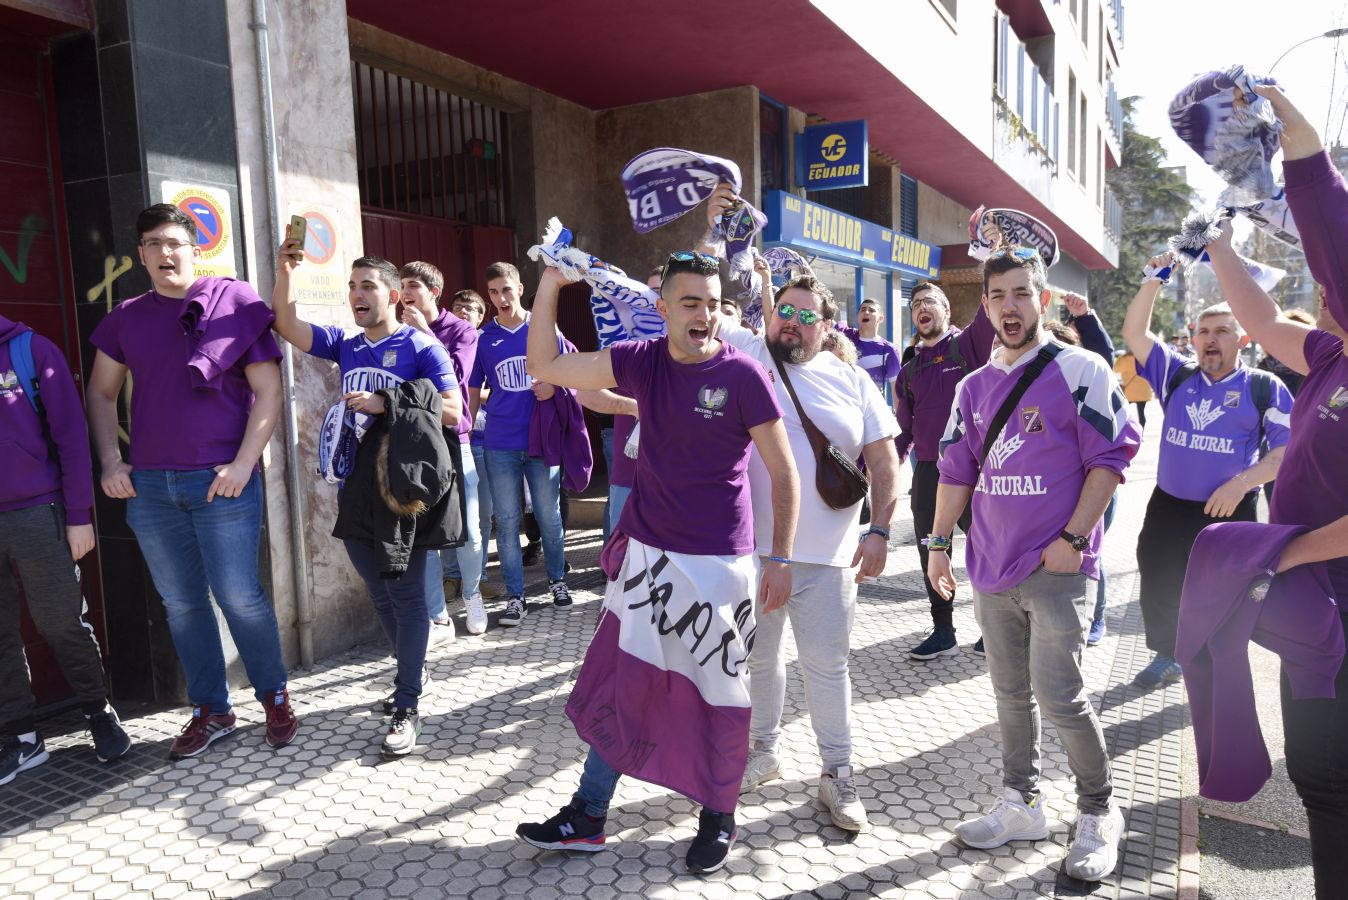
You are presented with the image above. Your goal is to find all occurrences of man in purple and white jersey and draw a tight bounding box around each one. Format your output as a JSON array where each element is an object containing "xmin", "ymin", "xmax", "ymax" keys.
[
  {"xmin": 516, "ymin": 251, "xmax": 798, "ymax": 875},
  {"xmin": 929, "ymin": 249, "xmax": 1140, "ymax": 882},
  {"xmin": 272, "ymin": 248, "xmax": 460, "ymax": 758},
  {"xmin": 1122, "ymin": 261, "xmax": 1293, "ymax": 689},
  {"xmin": 896, "ymin": 281, "xmax": 997, "ymax": 661},
  {"xmin": 469, "ymin": 262, "xmax": 570, "ymax": 627},
  {"xmin": 836, "ymin": 297, "xmax": 901, "ymax": 396}
]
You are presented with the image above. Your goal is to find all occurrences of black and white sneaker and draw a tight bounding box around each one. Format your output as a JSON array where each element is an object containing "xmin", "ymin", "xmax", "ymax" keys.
[
  {"xmin": 382, "ymin": 667, "xmax": 432, "ymax": 716},
  {"xmin": 86, "ymin": 705, "xmax": 132, "ymax": 763},
  {"xmin": 500, "ymin": 595, "xmax": 527, "ymax": 627},
  {"xmin": 0, "ymin": 734, "xmax": 49, "ymax": 786},
  {"xmin": 516, "ymin": 799, "xmax": 606, "ymax": 852},
  {"xmin": 549, "ymin": 580, "xmax": 572, "ymax": 607},
  {"xmin": 686, "ymin": 808, "xmax": 737, "ymax": 874},
  {"xmin": 380, "ymin": 708, "xmax": 421, "ymax": 757}
]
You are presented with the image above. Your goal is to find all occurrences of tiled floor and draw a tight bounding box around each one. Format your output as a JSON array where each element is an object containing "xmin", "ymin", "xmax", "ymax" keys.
[{"xmin": 1, "ymin": 433, "xmax": 1183, "ymax": 899}]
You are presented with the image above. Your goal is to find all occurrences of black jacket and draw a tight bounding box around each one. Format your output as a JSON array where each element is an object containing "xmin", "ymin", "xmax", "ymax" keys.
[{"xmin": 332, "ymin": 378, "xmax": 465, "ymax": 576}]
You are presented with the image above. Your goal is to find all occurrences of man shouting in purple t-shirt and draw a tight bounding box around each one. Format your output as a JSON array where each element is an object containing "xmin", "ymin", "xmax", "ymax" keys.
[
  {"xmin": 87, "ymin": 204, "xmax": 297, "ymax": 760},
  {"xmin": 929, "ymin": 249, "xmax": 1140, "ymax": 882},
  {"xmin": 516, "ymin": 251, "xmax": 799, "ymax": 875}
]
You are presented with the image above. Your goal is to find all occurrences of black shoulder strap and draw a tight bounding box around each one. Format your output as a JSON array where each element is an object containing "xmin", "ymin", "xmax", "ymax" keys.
[
  {"xmin": 1163, "ymin": 361, "xmax": 1200, "ymax": 409},
  {"xmin": 946, "ymin": 333, "xmax": 970, "ymax": 374},
  {"xmin": 979, "ymin": 343, "xmax": 1063, "ymax": 471},
  {"xmin": 1247, "ymin": 368, "xmax": 1275, "ymax": 445}
]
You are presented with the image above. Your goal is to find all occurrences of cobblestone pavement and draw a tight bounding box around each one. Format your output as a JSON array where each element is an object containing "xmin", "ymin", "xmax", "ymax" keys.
[{"xmin": 1, "ymin": 427, "xmax": 1186, "ymax": 899}]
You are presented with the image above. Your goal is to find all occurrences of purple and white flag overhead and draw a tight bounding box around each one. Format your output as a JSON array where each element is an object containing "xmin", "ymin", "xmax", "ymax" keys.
[
  {"xmin": 566, "ymin": 538, "xmax": 758, "ymax": 814},
  {"xmin": 1232, "ymin": 188, "xmax": 1300, "ymax": 248},
  {"xmin": 736, "ymin": 246, "xmax": 812, "ymax": 328},
  {"xmin": 1169, "ymin": 66, "xmax": 1282, "ymax": 206},
  {"xmin": 967, "ymin": 206, "xmax": 1060, "ymax": 268},
  {"xmin": 621, "ymin": 147, "xmax": 767, "ymax": 278},
  {"xmin": 527, "ymin": 217, "xmax": 665, "ymax": 349}
]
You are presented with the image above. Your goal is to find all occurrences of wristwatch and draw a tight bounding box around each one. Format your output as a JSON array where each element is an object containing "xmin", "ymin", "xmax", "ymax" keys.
[
  {"xmin": 865, "ymin": 525, "xmax": 890, "ymax": 541},
  {"xmin": 1059, "ymin": 530, "xmax": 1089, "ymax": 552}
]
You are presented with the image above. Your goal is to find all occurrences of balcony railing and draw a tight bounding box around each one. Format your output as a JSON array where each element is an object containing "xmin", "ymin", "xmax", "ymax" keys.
[
  {"xmin": 994, "ymin": 13, "xmax": 1059, "ymax": 164},
  {"xmin": 1106, "ymin": 77, "xmax": 1124, "ymax": 145},
  {"xmin": 1110, "ymin": 0, "xmax": 1125, "ymax": 45},
  {"xmin": 1104, "ymin": 185, "xmax": 1122, "ymax": 240}
]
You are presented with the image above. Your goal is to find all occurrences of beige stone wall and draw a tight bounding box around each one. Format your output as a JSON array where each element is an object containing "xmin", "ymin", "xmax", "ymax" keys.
[{"xmin": 917, "ymin": 181, "xmax": 975, "ymax": 248}]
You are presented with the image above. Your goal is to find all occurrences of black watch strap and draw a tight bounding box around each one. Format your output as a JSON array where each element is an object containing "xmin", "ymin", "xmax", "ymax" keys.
[
  {"xmin": 866, "ymin": 525, "xmax": 890, "ymax": 540},
  {"xmin": 1059, "ymin": 530, "xmax": 1088, "ymax": 552}
]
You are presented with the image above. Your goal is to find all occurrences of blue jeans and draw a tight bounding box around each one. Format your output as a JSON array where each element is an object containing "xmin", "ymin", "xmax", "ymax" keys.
[
  {"xmin": 600, "ymin": 427, "xmax": 614, "ymax": 543},
  {"xmin": 485, "ymin": 449, "xmax": 564, "ymax": 595},
  {"xmin": 428, "ymin": 440, "xmax": 485, "ymax": 617},
  {"xmin": 607, "ymin": 485, "xmax": 632, "ymax": 540},
  {"xmin": 444, "ymin": 441, "xmax": 492, "ymax": 584},
  {"xmin": 1091, "ymin": 493, "xmax": 1118, "ymax": 626},
  {"xmin": 574, "ymin": 746, "xmax": 727, "ymax": 818},
  {"xmin": 343, "ymin": 540, "xmax": 429, "ymax": 709},
  {"xmin": 126, "ymin": 469, "xmax": 287, "ymax": 711}
]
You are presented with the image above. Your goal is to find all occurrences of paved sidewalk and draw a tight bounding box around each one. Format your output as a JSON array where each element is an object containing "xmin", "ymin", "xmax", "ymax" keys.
[{"xmin": 2, "ymin": 430, "xmax": 1187, "ymax": 899}]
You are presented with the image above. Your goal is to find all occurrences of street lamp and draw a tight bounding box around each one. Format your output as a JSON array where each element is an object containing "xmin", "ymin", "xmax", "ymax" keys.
[{"xmin": 1269, "ymin": 27, "xmax": 1348, "ymax": 73}]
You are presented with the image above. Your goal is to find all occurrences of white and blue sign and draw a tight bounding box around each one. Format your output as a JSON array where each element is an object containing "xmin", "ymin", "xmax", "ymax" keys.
[
  {"xmin": 796, "ymin": 120, "xmax": 869, "ymax": 191},
  {"xmin": 762, "ymin": 191, "xmax": 941, "ymax": 279}
]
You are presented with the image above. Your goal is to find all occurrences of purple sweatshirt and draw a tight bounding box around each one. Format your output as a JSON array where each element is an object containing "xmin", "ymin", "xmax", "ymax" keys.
[
  {"xmin": 428, "ymin": 309, "xmax": 478, "ymax": 442},
  {"xmin": 0, "ymin": 317, "xmax": 94, "ymax": 524},
  {"xmin": 938, "ymin": 332, "xmax": 1141, "ymax": 593},
  {"xmin": 896, "ymin": 302, "xmax": 996, "ymax": 462},
  {"xmin": 1269, "ymin": 149, "xmax": 1348, "ymax": 598}
]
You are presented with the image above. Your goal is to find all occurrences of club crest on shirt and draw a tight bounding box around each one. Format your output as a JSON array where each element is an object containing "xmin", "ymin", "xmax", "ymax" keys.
[
  {"xmin": 695, "ymin": 384, "xmax": 728, "ymax": 418},
  {"xmin": 1223, "ymin": 390, "xmax": 1241, "ymax": 409},
  {"xmin": 1020, "ymin": 406, "xmax": 1043, "ymax": 434},
  {"xmin": 1329, "ymin": 385, "xmax": 1348, "ymax": 409},
  {"xmin": 382, "ymin": 349, "xmax": 398, "ymax": 368},
  {"xmin": 0, "ymin": 369, "xmax": 17, "ymax": 391}
]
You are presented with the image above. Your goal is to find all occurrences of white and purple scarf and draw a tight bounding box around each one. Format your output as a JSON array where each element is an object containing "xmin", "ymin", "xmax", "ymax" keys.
[
  {"xmin": 566, "ymin": 538, "xmax": 757, "ymax": 813},
  {"xmin": 736, "ymin": 246, "xmax": 812, "ymax": 328},
  {"xmin": 527, "ymin": 218, "xmax": 665, "ymax": 349},
  {"xmin": 621, "ymin": 147, "xmax": 767, "ymax": 278},
  {"xmin": 317, "ymin": 401, "xmax": 371, "ymax": 484},
  {"xmin": 1156, "ymin": 209, "xmax": 1286, "ymax": 292},
  {"xmin": 1169, "ymin": 66, "xmax": 1282, "ymax": 207},
  {"xmin": 967, "ymin": 206, "xmax": 1060, "ymax": 268}
]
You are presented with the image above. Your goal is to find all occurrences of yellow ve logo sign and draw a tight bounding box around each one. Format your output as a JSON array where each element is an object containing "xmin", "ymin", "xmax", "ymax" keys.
[{"xmin": 820, "ymin": 134, "xmax": 847, "ymax": 162}]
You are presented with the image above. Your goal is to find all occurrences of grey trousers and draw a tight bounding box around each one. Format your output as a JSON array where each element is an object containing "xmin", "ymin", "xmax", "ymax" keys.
[
  {"xmin": 974, "ymin": 566, "xmax": 1112, "ymax": 814},
  {"xmin": 0, "ymin": 503, "xmax": 108, "ymax": 736},
  {"xmin": 748, "ymin": 561, "xmax": 857, "ymax": 771}
]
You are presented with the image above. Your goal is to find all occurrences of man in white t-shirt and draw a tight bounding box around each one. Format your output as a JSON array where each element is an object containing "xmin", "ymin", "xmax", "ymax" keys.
[{"xmin": 720, "ymin": 273, "xmax": 900, "ymax": 832}]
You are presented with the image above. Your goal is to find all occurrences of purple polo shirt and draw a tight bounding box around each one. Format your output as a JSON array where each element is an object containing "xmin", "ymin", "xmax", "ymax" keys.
[
  {"xmin": 938, "ymin": 335, "xmax": 1141, "ymax": 593},
  {"xmin": 609, "ymin": 337, "xmax": 781, "ymax": 556},
  {"xmin": 838, "ymin": 324, "xmax": 900, "ymax": 392},
  {"xmin": 1140, "ymin": 341, "xmax": 1293, "ymax": 501},
  {"xmin": 90, "ymin": 282, "xmax": 281, "ymax": 470}
]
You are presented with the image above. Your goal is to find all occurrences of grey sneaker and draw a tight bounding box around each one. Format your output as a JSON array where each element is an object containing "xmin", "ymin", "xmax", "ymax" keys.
[
  {"xmin": 819, "ymin": 766, "xmax": 869, "ymax": 832},
  {"xmin": 500, "ymin": 595, "xmax": 527, "ymax": 627},
  {"xmin": 382, "ymin": 667, "xmax": 432, "ymax": 716},
  {"xmin": 739, "ymin": 747, "xmax": 782, "ymax": 793},
  {"xmin": 464, "ymin": 592, "xmax": 488, "ymax": 635},
  {"xmin": 380, "ymin": 708, "xmax": 421, "ymax": 757},
  {"xmin": 1064, "ymin": 805, "xmax": 1124, "ymax": 881},
  {"xmin": 955, "ymin": 787, "xmax": 1049, "ymax": 849}
]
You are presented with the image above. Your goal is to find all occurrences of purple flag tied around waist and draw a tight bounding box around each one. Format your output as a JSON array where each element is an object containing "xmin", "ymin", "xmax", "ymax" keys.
[
  {"xmin": 1156, "ymin": 209, "xmax": 1286, "ymax": 293},
  {"xmin": 621, "ymin": 147, "xmax": 767, "ymax": 278},
  {"xmin": 736, "ymin": 246, "xmax": 812, "ymax": 329},
  {"xmin": 526, "ymin": 217, "xmax": 665, "ymax": 349},
  {"xmin": 1169, "ymin": 66, "xmax": 1282, "ymax": 206},
  {"xmin": 967, "ymin": 206, "xmax": 1060, "ymax": 268}
]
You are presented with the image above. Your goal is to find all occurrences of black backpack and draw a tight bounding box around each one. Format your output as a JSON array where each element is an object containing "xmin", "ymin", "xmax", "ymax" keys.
[
  {"xmin": 900, "ymin": 334, "xmax": 971, "ymax": 405},
  {"xmin": 1162, "ymin": 362, "xmax": 1278, "ymax": 443}
]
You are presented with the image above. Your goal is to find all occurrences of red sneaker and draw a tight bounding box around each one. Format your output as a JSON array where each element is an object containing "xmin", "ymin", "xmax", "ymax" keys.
[
  {"xmin": 263, "ymin": 690, "xmax": 298, "ymax": 748},
  {"xmin": 169, "ymin": 706, "xmax": 236, "ymax": 759}
]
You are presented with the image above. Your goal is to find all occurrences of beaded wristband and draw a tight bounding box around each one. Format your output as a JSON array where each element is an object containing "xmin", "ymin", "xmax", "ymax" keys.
[
  {"xmin": 765, "ymin": 556, "xmax": 793, "ymax": 565},
  {"xmin": 921, "ymin": 535, "xmax": 953, "ymax": 553}
]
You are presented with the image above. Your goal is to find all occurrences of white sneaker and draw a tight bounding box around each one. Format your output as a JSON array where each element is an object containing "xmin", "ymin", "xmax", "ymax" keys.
[
  {"xmin": 464, "ymin": 593, "xmax": 488, "ymax": 635},
  {"xmin": 1064, "ymin": 805, "xmax": 1124, "ymax": 881},
  {"xmin": 427, "ymin": 621, "xmax": 456, "ymax": 647},
  {"xmin": 955, "ymin": 787, "xmax": 1050, "ymax": 849},
  {"xmin": 819, "ymin": 766, "xmax": 869, "ymax": 832},
  {"xmin": 739, "ymin": 747, "xmax": 782, "ymax": 793}
]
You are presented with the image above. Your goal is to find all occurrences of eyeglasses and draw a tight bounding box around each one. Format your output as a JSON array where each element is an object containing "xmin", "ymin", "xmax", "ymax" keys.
[
  {"xmin": 140, "ymin": 238, "xmax": 195, "ymax": 252},
  {"xmin": 988, "ymin": 246, "xmax": 1042, "ymax": 262},
  {"xmin": 775, "ymin": 303, "xmax": 823, "ymax": 326},
  {"xmin": 911, "ymin": 296, "xmax": 944, "ymax": 310}
]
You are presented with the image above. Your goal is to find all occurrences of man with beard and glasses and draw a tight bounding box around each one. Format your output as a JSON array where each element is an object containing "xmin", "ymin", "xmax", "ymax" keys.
[
  {"xmin": 895, "ymin": 280, "xmax": 996, "ymax": 662},
  {"xmin": 516, "ymin": 251, "xmax": 798, "ymax": 875},
  {"xmin": 929, "ymin": 248, "xmax": 1139, "ymax": 882},
  {"xmin": 1121, "ymin": 256, "xmax": 1294, "ymax": 689}
]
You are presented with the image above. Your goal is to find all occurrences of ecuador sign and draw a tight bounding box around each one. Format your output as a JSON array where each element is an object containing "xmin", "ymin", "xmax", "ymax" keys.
[
  {"xmin": 796, "ymin": 120, "xmax": 868, "ymax": 191},
  {"xmin": 762, "ymin": 191, "xmax": 941, "ymax": 279}
]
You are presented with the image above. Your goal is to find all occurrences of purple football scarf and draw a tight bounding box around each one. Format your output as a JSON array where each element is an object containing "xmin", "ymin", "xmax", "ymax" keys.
[
  {"xmin": 566, "ymin": 538, "xmax": 758, "ymax": 813},
  {"xmin": 1169, "ymin": 66, "xmax": 1282, "ymax": 206},
  {"xmin": 736, "ymin": 246, "xmax": 812, "ymax": 328},
  {"xmin": 967, "ymin": 206, "xmax": 1060, "ymax": 267},
  {"xmin": 527, "ymin": 218, "xmax": 665, "ymax": 348},
  {"xmin": 1233, "ymin": 188, "xmax": 1300, "ymax": 248},
  {"xmin": 317, "ymin": 401, "xmax": 370, "ymax": 484},
  {"xmin": 621, "ymin": 147, "xmax": 767, "ymax": 278}
]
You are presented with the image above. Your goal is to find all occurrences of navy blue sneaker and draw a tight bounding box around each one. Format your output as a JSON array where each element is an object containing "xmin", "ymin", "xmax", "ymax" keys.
[
  {"xmin": 909, "ymin": 627, "xmax": 959, "ymax": 661},
  {"xmin": 1087, "ymin": 618, "xmax": 1106, "ymax": 647},
  {"xmin": 517, "ymin": 800, "xmax": 606, "ymax": 852},
  {"xmin": 686, "ymin": 809, "xmax": 737, "ymax": 874},
  {"xmin": 1134, "ymin": 655, "xmax": 1182, "ymax": 689},
  {"xmin": 0, "ymin": 734, "xmax": 48, "ymax": 786},
  {"xmin": 972, "ymin": 637, "xmax": 986, "ymax": 656}
]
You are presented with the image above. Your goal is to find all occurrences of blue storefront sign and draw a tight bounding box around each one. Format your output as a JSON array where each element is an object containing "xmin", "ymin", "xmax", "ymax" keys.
[
  {"xmin": 796, "ymin": 120, "xmax": 869, "ymax": 191},
  {"xmin": 761, "ymin": 190, "xmax": 941, "ymax": 279}
]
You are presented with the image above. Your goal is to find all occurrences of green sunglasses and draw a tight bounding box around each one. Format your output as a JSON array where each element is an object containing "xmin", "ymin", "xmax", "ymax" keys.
[{"xmin": 775, "ymin": 303, "xmax": 823, "ymax": 326}]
